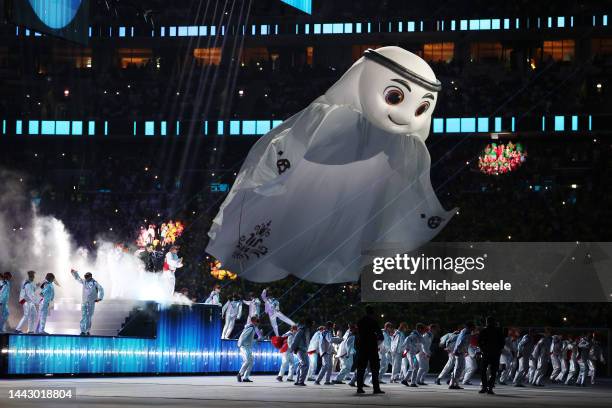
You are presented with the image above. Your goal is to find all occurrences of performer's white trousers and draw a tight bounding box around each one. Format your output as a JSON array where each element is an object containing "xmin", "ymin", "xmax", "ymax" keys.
[
  {"xmin": 222, "ymin": 315, "xmax": 237, "ymax": 339},
  {"xmin": 80, "ymin": 301, "xmax": 96, "ymax": 333},
  {"xmin": 295, "ymin": 350, "xmax": 309, "ymax": 384},
  {"xmin": 267, "ymin": 311, "xmax": 295, "ymax": 337},
  {"xmin": 316, "ymin": 353, "xmax": 333, "ymax": 383},
  {"xmin": 391, "ymin": 352, "xmax": 403, "ymax": 380},
  {"xmin": 239, "ymin": 346, "xmax": 254, "ymax": 379},
  {"xmin": 16, "ymin": 302, "xmax": 37, "ymax": 333},
  {"xmin": 307, "ymin": 352, "xmax": 318, "ymax": 379},
  {"xmin": 278, "ymin": 351, "xmax": 295, "ymax": 380},
  {"xmin": 379, "ymin": 351, "xmax": 391, "ymax": 379},
  {"xmin": 406, "ymin": 352, "xmax": 419, "ymax": 384},
  {"xmin": 462, "ymin": 355, "xmax": 478, "ymax": 384},
  {"xmin": 438, "ymin": 352, "xmax": 455, "ymax": 379},
  {"xmin": 0, "ymin": 303, "xmax": 9, "ymax": 332},
  {"xmin": 533, "ymin": 355, "xmax": 550, "ymax": 385},
  {"xmin": 450, "ymin": 355, "xmax": 465, "ymax": 386},
  {"xmin": 499, "ymin": 353, "xmax": 514, "ymax": 383},
  {"xmin": 565, "ymin": 359, "xmax": 578, "ymax": 384},
  {"xmin": 513, "ymin": 356, "xmax": 529, "ymax": 385},
  {"xmin": 36, "ymin": 300, "xmax": 51, "ymax": 333},
  {"xmin": 163, "ymin": 271, "xmax": 176, "ymax": 297},
  {"xmin": 336, "ymin": 355, "xmax": 353, "ymax": 382},
  {"xmin": 528, "ymin": 357, "xmax": 537, "ymax": 383},
  {"xmin": 550, "ymin": 354, "xmax": 562, "ymax": 380},
  {"xmin": 416, "ymin": 352, "xmax": 430, "ymax": 383},
  {"xmin": 555, "ymin": 358, "xmax": 568, "ymax": 382}
]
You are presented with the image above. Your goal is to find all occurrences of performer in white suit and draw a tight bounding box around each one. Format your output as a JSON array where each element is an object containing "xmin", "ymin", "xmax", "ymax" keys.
[
  {"xmin": 243, "ymin": 292, "xmax": 261, "ymax": 319},
  {"xmin": 221, "ymin": 294, "xmax": 243, "ymax": 339},
  {"xmin": 237, "ymin": 316, "xmax": 261, "ymax": 383},
  {"xmin": 163, "ymin": 246, "xmax": 183, "ymax": 296},
  {"xmin": 261, "ymin": 288, "xmax": 295, "ymax": 336},
  {"xmin": 204, "ymin": 284, "xmax": 222, "ymax": 305},
  {"xmin": 390, "ymin": 322, "xmax": 408, "ymax": 382},
  {"xmin": 417, "ymin": 324, "xmax": 438, "ymax": 385},
  {"xmin": 71, "ymin": 269, "xmax": 104, "ymax": 335},
  {"xmin": 277, "ymin": 325, "xmax": 298, "ymax": 382},
  {"xmin": 15, "ymin": 270, "xmax": 38, "ymax": 334},
  {"xmin": 334, "ymin": 324, "xmax": 356, "ymax": 383}
]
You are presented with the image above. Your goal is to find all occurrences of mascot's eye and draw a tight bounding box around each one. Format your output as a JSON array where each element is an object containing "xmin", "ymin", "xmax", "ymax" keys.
[
  {"xmin": 384, "ymin": 87, "xmax": 404, "ymax": 105},
  {"xmin": 415, "ymin": 101, "xmax": 430, "ymax": 117}
]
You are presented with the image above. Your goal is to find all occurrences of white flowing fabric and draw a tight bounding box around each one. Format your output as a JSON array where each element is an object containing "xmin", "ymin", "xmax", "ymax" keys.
[{"xmin": 207, "ymin": 47, "xmax": 454, "ymax": 283}]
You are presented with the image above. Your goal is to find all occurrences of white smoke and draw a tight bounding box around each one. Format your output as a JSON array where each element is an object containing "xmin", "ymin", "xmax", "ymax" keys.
[{"xmin": 0, "ymin": 169, "xmax": 191, "ymax": 329}]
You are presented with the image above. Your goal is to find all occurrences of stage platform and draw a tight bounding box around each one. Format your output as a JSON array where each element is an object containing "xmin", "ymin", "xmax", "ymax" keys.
[
  {"xmin": 0, "ymin": 304, "xmax": 280, "ymax": 377},
  {"xmin": 0, "ymin": 375, "xmax": 610, "ymax": 408}
]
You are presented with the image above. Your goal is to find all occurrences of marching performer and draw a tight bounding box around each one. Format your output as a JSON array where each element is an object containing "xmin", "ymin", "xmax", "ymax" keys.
[
  {"xmin": 564, "ymin": 336, "xmax": 579, "ymax": 385},
  {"xmin": 401, "ymin": 323, "xmax": 425, "ymax": 387},
  {"xmin": 277, "ymin": 325, "xmax": 298, "ymax": 382},
  {"xmin": 378, "ymin": 322, "xmax": 394, "ymax": 383},
  {"xmin": 306, "ymin": 326, "xmax": 324, "ymax": 381},
  {"xmin": 531, "ymin": 329, "xmax": 552, "ymax": 386},
  {"xmin": 15, "ymin": 270, "xmax": 38, "ymax": 334},
  {"xmin": 71, "ymin": 269, "xmax": 104, "ymax": 335},
  {"xmin": 163, "ymin": 246, "xmax": 183, "ymax": 296},
  {"xmin": 291, "ymin": 319, "xmax": 312, "ymax": 386},
  {"xmin": 221, "ymin": 294, "xmax": 243, "ymax": 339},
  {"xmin": 315, "ymin": 321, "xmax": 341, "ymax": 385},
  {"xmin": 513, "ymin": 330, "xmax": 535, "ymax": 387},
  {"xmin": 0, "ymin": 272, "xmax": 12, "ymax": 332},
  {"xmin": 243, "ymin": 292, "xmax": 261, "ymax": 319},
  {"xmin": 390, "ymin": 322, "xmax": 408, "ymax": 382},
  {"xmin": 576, "ymin": 334, "xmax": 591, "ymax": 386},
  {"xmin": 36, "ymin": 273, "xmax": 56, "ymax": 334},
  {"xmin": 587, "ymin": 334, "xmax": 606, "ymax": 385},
  {"xmin": 435, "ymin": 328, "xmax": 460, "ymax": 385},
  {"xmin": 449, "ymin": 321, "xmax": 475, "ymax": 390},
  {"xmin": 204, "ymin": 284, "xmax": 222, "ymax": 305},
  {"xmin": 237, "ymin": 315, "xmax": 261, "ymax": 383},
  {"xmin": 554, "ymin": 336, "xmax": 570, "ymax": 383},
  {"xmin": 261, "ymin": 288, "xmax": 295, "ymax": 337},
  {"xmin": 549, "ymin": 334, "xmax": 563, "ymax": 382},
  {"xmin": 334, "ymin": 324, "xmax": 356, "ymax": 384},
  {"xmin": 499, "ymin": 331, "xmax": 518, "ymax": 385},
  {"xmin": 416, "ymin": 324, "xmax": 438, "ymax": 385},
  {"xmin": 462, "ymin": 334, "xmax": 480, "ymax": 385}
]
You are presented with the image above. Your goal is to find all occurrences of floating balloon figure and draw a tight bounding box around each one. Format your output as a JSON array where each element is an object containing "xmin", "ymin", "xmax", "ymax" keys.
[{"xmin": 207, "ymin": 46, "xmax": 455, "ymax": 283}]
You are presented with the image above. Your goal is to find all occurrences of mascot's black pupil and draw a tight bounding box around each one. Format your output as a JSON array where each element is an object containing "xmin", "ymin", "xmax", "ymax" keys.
[{"xmin": 385, "ymin": 89, "xmax": 403, "ymax": 105}]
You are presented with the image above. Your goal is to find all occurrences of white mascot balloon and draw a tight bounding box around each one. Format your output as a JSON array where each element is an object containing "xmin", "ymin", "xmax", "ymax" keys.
[{"xmin": 207, "ymin": 46, "xmax": 455, "ymax": 283}]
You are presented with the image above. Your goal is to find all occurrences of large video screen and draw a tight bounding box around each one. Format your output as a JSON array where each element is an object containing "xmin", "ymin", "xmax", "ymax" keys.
[{"xmin": 5, "ymin": 0, "xmax": 89, "ymax": 44}]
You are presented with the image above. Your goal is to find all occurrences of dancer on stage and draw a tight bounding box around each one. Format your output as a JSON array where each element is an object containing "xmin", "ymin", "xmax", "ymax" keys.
[
  {"xmin": 0, "ymin": 272, "xmax": 11, "ymax": 332},
  {"xmin": 532, "ymin": 328, "xmax": 552, "ymax": 386},
  {"xmin": 549, "ymin": 334, "xmax": 564, "ymax": 382},
  {"xmin": 587, "ymin": 334, "xmax": 606, "ymax": 385},
  {"xmin": 204, "ymin": 284, "xmax": 221, "ymax": 305},
  {"xmin": 499, "ymin": 330, "xmax": 518, "ymax": 385},
  {"xmin": 221, "ymin": 294, "xmax": 243, "ymax": 339},
  {"xmin": 261, "ymin": 288, "xmax": 295, "ymax": 337},
  {"xmin": 36, "ymin": 273, "xmax": 56, "ymax": 334},
  {"xmin": 71, "ymin": 269, "xmax": 104, "ymax": 335},
  {"xmin": 564, "ymin": 336, "xmax": 579, "ymax": 385},
  {"xmin": 291, "ymin": 318, "xmax": 313, "ymax": 386},
  {"xmin": 163, "ymin": 246, "xmax": 183, "ymax": 296},
  {"xmin": 237, "ymin": 315, "xmax": 260, "ymax": 383},
  {"xmin": 243, "ymin": 292, "xmax": 261, "ymax": 319},
  {"xmin": 15, "ymin": 270, "xmax": 38, "ymax": 334}
]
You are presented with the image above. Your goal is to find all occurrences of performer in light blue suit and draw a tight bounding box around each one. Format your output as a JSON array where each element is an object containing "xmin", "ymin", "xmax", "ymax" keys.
[
  {"xmin": 36, "ymin": 273, "xmax": 56, "ymax": 334},
  {"xmin": 71, "ymin": 269, "xmax": 104, "ymax": 335},
  {"xmin": 0, "ymin": 272, "xmax": 12, "ymax": 332}
]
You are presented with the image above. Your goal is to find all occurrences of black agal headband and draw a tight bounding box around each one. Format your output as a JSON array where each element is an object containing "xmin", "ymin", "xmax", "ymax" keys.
[{"xmin": 364, "ymin": 49, "xmax": 442, "ymax": 92}]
